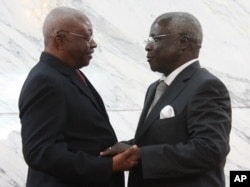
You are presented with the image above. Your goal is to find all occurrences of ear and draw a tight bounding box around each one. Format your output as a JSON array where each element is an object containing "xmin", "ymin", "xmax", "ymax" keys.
[
  {"xmin": 54, "ymin": 34, "xmax": 65, "ymax": 51},
  {"xmin": 179, "ymin": 35, "xmax": 189, "ymax": 51}
]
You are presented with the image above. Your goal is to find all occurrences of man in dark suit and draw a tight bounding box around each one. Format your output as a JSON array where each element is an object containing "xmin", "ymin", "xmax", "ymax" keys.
[
  {"xmin": 101, "ymin": 12, "xmax": 231, "ymax": 187},
  {"xmin": 18, "ymin": 7, "xmax": 138, "ymax": 187}
]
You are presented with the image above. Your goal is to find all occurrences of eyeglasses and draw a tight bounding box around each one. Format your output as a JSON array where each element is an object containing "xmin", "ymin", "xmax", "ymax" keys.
[
  {"xmin": 56, "ymin": 30, "xmax": 93, "ymax": 42},
  {"xmin": 146, "ymin": 33, "xmax": 180, "ymax": 44}
]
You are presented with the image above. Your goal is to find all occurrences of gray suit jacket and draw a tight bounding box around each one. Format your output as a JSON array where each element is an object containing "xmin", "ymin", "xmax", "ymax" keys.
[{"xmin": 128, "ymin": 61, "xmax": 231, "ymax": 187}]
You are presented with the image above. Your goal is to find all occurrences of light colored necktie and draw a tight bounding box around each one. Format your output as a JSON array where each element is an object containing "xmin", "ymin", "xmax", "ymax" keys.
[{"xmin": 147, "ymin": 80, "xmax": 167, "ymax": 115}]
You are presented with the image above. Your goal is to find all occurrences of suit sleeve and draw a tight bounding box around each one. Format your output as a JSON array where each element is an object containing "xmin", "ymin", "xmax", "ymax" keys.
[
  {"xmin": 19, "ymin": 74, "xmax": 113, "ymax": 184},
  {"xmin": 140, "ymin": 78, "xmax": 231, "ymax": 179}
]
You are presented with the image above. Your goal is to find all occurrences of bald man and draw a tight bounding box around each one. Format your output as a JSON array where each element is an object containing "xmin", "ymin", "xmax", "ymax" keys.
[
  {"xmin": 101, "ymin": 12, "xmax": 231, "ymax": 187},
  {"xmin": 19, "ymin": 7, "xmax": 138, "ymax": 187}
]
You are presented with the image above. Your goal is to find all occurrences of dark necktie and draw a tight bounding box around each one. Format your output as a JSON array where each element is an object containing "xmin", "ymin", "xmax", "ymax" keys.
[
  {"xmin": 76, "ymin": 70, "xmax": 88, "ymax": 86},
  {"xmin": 147, "ymin": 80, "xmax": 167, "ymax": 115}
]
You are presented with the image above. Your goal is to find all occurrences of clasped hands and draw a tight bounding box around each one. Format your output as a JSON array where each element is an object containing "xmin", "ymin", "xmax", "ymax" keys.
[{"xmin": 100, "ymin": 143, "xmax": 140, "ymax": 172}]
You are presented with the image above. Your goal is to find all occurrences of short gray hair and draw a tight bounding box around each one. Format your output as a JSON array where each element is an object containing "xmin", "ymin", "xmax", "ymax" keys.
[
  {"xmin": 155, "ymin": 12, "xmax": 203, "ymax": 47},
  {"xmin": 42, "ymin": 7, "xmax": 87, "ymax": 47}
]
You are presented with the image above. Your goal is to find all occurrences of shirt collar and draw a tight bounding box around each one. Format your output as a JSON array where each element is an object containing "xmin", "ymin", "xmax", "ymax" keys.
[{"xmin": 160, "ymin": 58, "xmax": 198, "ymax": 85}]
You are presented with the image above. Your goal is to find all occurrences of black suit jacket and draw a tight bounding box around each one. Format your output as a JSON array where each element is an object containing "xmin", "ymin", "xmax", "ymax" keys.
[
  {"xmin": 128, "ymin": 62, "xmax": 231, "ymax": 187},
  {"xmin": 19, "ymin": 52, "xmax": 124, "ymax": 187}
]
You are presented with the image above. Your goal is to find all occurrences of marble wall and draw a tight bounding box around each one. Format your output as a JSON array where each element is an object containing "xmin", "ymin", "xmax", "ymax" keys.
[{"xmin": 0, "ymin": 0, "xmax": 250, "ymax": 186}]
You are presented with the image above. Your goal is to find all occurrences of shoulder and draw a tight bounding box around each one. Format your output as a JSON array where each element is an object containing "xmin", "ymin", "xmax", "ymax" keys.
[
  {"xmin": 191, "ymin": 68, "xmax": 227, "ymax": 87},
  {"xmin": 20, "ymin": 62, "xmax": 62, "ymax": 99}
]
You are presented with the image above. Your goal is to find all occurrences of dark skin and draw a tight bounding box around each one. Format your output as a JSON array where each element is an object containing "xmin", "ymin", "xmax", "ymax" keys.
[
  {"xmin": 146, "ymin": 20, "xmax": 198, "ymax": 76},
  {"xmin": 45, "ymin": 15, "xmax": 139, "ymax": 172},
  {"xmin": 100, "ymin": 142, "xmax": 134, "ymax": 157},
  {"xmin": 100, "ymin": 19, "xmax": 200, "ymax": 161},
  {"xmin": 45, "ymin": 17, "xmax": 97, "ymax": 70}
]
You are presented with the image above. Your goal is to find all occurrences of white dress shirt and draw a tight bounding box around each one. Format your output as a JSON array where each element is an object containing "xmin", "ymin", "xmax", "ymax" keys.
[{"xmin": 160, "ymin": 58, "xmax": 198, "ymax": 85}]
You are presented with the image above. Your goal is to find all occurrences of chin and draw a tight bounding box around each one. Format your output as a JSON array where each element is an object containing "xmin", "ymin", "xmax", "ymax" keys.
[
  {"xmin": 83, "ymin": 60, "xmax": 90, "ymax": 67},
  {"xmin": 149, "ymin": 65, "xmax": 158, "ymax": 72}
]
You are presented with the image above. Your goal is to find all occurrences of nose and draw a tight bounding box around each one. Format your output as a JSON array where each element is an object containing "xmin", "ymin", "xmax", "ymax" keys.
[
  {"xmin": 90, "ymin": 39, "xmax": 97, "ymax": 49},
  {"xmin": 145, "ymin": 42, "xmax": 153, "ymax": 51}
]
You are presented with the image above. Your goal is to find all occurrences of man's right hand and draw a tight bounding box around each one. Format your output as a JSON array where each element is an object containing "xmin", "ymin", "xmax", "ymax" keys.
[
  {"xmin": 100, "ymin": 142, "xmax": 131, "ymax": 157},
  {"xmin": 112, "ymin": 145, "xmax": 140, "ymax": 172}
]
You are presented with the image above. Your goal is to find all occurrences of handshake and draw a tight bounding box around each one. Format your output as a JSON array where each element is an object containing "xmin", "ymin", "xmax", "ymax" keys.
[{"xmin": 100, "ymin": 143, "xmax": 140, "ymax": 172}]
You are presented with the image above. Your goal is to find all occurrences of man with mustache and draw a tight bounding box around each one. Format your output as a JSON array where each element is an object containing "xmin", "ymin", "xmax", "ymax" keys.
[{"xmin": 19, "ymin": 7, "xmax": 138, "ymax": 187}]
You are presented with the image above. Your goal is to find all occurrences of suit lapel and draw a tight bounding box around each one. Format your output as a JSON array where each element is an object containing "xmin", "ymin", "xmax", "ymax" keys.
[
  {"xmin": 135, "ymin": 61, "xmax": 201, "ymax": 141},
  {"xmin": 84, "ymin": 77, "xmax": 110, "ymax": 120},
  {"xmin": 69, "ymin": 71, "xmax": 107, "ymax": 116},
  {"xmin": 41, "ymin": 53, "xmax": 105, "ymax": 115},
  {"xmin": 135, "ymin": 81, "xmax": 158, "ymax": 136}
]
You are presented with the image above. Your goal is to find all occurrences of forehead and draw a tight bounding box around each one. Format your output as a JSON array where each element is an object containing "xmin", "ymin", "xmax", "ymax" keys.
[
  {"xmin": 150, "ymin": 19, "xmax": 170, "ymax": 35},
  {"xmin": 77, "ymin": 17, "xmax": 93, "ymax": 34}
]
